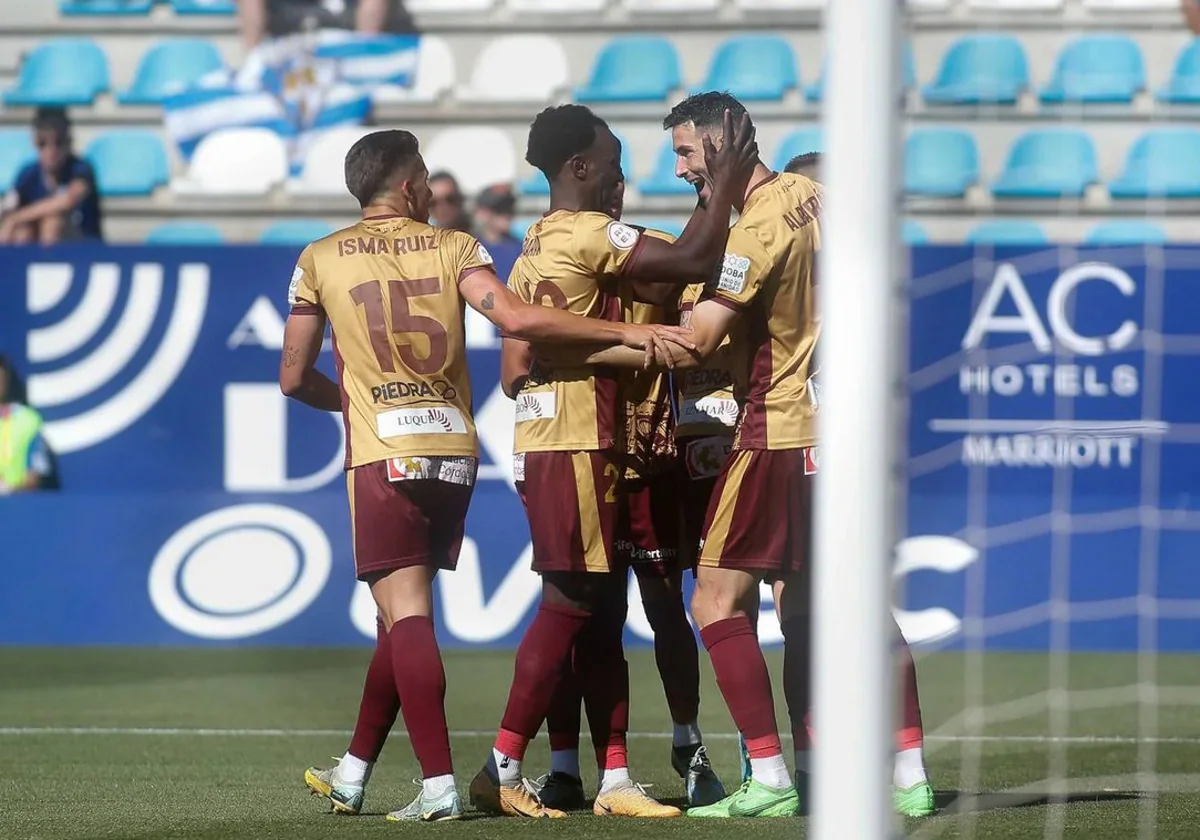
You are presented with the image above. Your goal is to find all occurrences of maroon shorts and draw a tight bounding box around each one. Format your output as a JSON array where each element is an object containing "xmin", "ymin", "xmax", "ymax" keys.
[
  {"xmin": 678, "ymin": 436, "xmax": 734, "ymax": 568},
  {"xmin": 347, "ymin": 458, "xmax": 475, "ymax": 581},
  {"xmin": 617, "ymin": 466, "xmax": 684, "ymax": 578},
  {"xmin": 699, "ymin": 446, "xmax": 817, "ymax": 576},
  {"xmin": 515, "ymin": 449, "xmax": 621, "ymax": 574}
]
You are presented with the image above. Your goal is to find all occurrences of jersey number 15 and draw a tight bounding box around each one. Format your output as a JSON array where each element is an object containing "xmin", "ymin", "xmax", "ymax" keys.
[{"xmin": 350, "ymin": 277, "xmax": 447, "ymax": 376}]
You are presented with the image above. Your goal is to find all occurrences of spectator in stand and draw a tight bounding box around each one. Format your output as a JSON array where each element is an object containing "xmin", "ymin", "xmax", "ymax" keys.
[
  {"xmin": 429, "ymin": 171, "xmax": 472, "ymax": 232},
  {"xmin": 1185, "ymin": 0, "xmax": 1200, "ymax": 33},
  {"xmin": 0, "ymin": 356, "xmax": 52, "ymax": 495},
  {"xmin": 0, "ymin": 108, "xmax": 102, "ymax": 246},
  {"xmin": 473, "ymin": 184, "xmax": 522, "ymax": 279},
  {"xmin": 238, "ymin": 0, "xmax": 417, "ymax": 49}
]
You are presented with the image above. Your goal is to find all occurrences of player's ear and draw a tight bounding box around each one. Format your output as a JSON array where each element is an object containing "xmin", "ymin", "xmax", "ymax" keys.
[{"xmin": 569, "ymin": 155, "xmax": 588, "ymax": 181}]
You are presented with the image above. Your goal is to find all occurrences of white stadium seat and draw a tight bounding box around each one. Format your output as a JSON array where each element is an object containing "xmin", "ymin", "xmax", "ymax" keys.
[
  {"xmin": 172, "ymin": 128, "xmax": 288, "ymax": 196},
  {"xmin": 404, "ymin": 0, "xmax": 495, "ymax": 11},
  {"xmin": 286, "ymin": 126, "xmax": 372, "ymax": 197},
  {"xmin": 736, "ymin": 0, "xmax": 824, "ymax": 8},
  {"xmin": 509, "ymin": 0, "xmax": 607, "ymax": 10},
  {"xmin": 623, "ymin": 0, "xmax": 719, "ymax": 11},
  {"xmin": 906, "ymin": 0, "xmax": 953, "ymax": 9},
  {"xmin": 372, "ymin": 35, "xmax": 455, "ymax": 104},
  {"xmin": 1082, "ymin": 0, "xmax": 1179, "ymax": 7},
  {"xmin": 457, "ymin": 35, "xmax": 569, "ymax": 103},
  {"xmin": 968, "ymin": 0, "xmax": 1062, "ymax": 9},
  {"xmin": 422, "ymin": 127, "xmax": 516, "ymax": 195}
]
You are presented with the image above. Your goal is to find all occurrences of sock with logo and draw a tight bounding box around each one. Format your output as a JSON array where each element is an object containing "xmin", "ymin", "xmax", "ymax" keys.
[
  {"xmin": 388, "ymin": 616, "xmax": 453, "ymax": 779},
  {"xmin": 348, "ymin": 618, "xmax": 401, "ymax": 764},
  {"xmin": 642, "ymin": 596, "xmax": 701, "ymax": 731},
  {"xmin": 895, "ymin": 622, "xmax": 928, "ymax": 789},
  {"xmin": 546, "ymin": 657, "xmax": 584, "ymax": 780},
  {"xmin": 700, "ymin": 615, "xmax": 787, "ymax": 788}
]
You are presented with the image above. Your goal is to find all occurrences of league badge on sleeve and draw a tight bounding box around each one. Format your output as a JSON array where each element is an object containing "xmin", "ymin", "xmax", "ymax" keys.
[
  {"xmin": 287, "ymin": 266, "xmax": 303, "ymax": 307},
  {"xmin": 606, "ymin": 221, "xmax": 640, "ymax": 251},
  {"xmin": 477, "ymin": 243, "xmax": 494, "ymax": 265}
]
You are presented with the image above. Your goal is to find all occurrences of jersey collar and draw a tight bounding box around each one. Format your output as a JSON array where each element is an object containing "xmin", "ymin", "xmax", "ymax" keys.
[{"xmin": 743, "ymin": 172, "xmax": 780, "ymax": 211}]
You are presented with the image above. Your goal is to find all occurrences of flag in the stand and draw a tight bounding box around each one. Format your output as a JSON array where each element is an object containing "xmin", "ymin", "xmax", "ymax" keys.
[{"xmin": 163, "ymin": 31, "xmax": 419, "ymax": 171}]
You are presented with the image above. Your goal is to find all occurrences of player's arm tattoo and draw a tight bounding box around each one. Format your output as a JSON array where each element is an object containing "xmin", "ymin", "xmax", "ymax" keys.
[
  {"xmin": 481, "ymin": 292, "xmax": 495, "ymax": 311},
  {"xmin": 282, "ymin": 344, "xmax": 301, "ymax": 368}
]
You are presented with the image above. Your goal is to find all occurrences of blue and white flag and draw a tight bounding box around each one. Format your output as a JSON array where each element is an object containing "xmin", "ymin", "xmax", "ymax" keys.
[{"xmin": 163, "ymin": 31, "xmax": 419, "ymax": 171}]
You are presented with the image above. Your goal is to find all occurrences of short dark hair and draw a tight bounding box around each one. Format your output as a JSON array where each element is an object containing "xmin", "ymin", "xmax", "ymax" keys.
[
  {"xmin": 344, "ymin": 129, "xmax": 421, "ymax": 208},
  {"xmin": 662, "ymin": 91, "xmax": 748, "ymax": 132},
  {"xmin": 32, "ymin": 107, "xmax": 70, "ymax": 139},
  {"xmin": 785, "ymin": 152, "xmax": 822, "ymax": 177},
  {"xmin": 526, "ymin": 104, "xmax": 608, "ymax": 179}
]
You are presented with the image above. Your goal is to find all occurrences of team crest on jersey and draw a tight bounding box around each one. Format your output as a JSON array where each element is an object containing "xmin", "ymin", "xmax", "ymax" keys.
[
  {"xmin": 606, "ymin": 221, "xmax": 640, "ymax": 251},
  {"xmin": 477, "ymin": 243, "xmax": 494, "ymax": 265},
  {"xmin": 804, "ymin": 446, "xmax": 820, "ymax": 475},
  {"xmin": 716, "ymin": 253, "xmax": 750, "ymax": 295},
  {"xmin": 286, "ymin": 265, "xmax": 304, "ymax": 306}
]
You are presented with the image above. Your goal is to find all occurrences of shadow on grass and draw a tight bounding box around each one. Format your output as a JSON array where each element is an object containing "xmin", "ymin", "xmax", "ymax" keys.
[{"xmin": 934, "ymin": 789, "xmax": 1142, "ymax": 815}]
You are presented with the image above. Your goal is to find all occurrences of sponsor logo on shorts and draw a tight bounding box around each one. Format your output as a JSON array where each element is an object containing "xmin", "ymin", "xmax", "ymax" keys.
[
  {"xmin": 685, "ymin": 436, "xmax": 733, "ymax": 479},
  {"xmin": 616, "ymin": 539, "xmax": 677, "ymax": 563},
  {"xmin": 715, "ymin": 253, "xmax": 750, "ymax": 295},
  {"xmin": 512, "ymin": 452, "xmax": 526, "ymax": 482},
  {"xmin": 804, "ymin": 446, "xmax": 820, "ymax": 475},
  {"xmin": 438, "ymin": 457, "xmax": 478, "ymax": 487},
  {"xmin": 606, "ymin": 221, "xmax": 640, "ymax": 251},
  {"xmin": 514, "ymin": 391, "xmax": 556, "ymax": 423},
  {"xmin": 678, "ymin": 396, "xmax": 739, "ymax": 429},
  {"xmin": 376, "ymin": 406, "xmax": 468, "ymax": 438},
  {"xmin": 386, "ymin": 456, "xmax": 435, "ymax": 481},
  {"xmin": 286, "ymin": 265, "xmax": 303, "ymax": 307},
  {"xmin": 371, "ymin": 379, "xmax": 457, "ymax": 404}
]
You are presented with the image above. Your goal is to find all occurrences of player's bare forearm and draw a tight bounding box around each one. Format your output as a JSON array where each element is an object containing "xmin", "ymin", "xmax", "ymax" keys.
[
  {"xmin": 501, "ymin": 337, "xmax": 533, "ymax": 399},
  {"xmin": 626, "ymin": 201, "xmax": 733, "ymax": 286},
  {"xmin": 278, "ymin": 313, "xmax": 339, "ymax": 411},
  {"xmin": 283, "ymin": 367, "xmax": 342, "ymax": 412}
]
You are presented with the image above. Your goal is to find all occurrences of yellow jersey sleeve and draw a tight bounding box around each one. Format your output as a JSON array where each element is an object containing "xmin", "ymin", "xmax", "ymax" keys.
[
  {"xmin": 442, "ymin": 230, "xmax": 496, "ymax": 285},
  {"xmin": 706, "ymin": 226, "xmax": 775, "ymax": 309},
  {"xmin": 571, "ymin": 211, "xmax": 645, "ymax": 278},
  {"xmin": 287, "ymin": 245, "xmax": 322, "ymax": 314}
]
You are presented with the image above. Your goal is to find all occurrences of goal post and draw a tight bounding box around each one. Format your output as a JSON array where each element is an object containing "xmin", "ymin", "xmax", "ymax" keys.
[{"xmin": 811, "ymin": 1, "xmax": 904, "ymax": 840}]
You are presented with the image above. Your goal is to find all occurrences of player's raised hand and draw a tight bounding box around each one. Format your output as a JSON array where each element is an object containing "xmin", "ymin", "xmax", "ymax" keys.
[{"xmin": 704, "ymin": 109, "xmax": 758, "ymax": 195}]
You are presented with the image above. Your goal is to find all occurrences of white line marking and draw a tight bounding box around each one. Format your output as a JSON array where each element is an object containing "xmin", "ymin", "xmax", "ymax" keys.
[
  {"xmin": 929, "ymin": 418, "xmax": 1170, "ymax": 435},
  {"xmin": 2, "ymin": 727, "xmax": 1200, "ymax": 745}
]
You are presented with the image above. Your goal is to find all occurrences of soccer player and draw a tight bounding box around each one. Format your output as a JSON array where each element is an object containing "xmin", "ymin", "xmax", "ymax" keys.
[
  {"xmin": 531, "ymin": 180, "xmax": 727, "ymax": 811},
  {"xmin": 469, "ymin": 103, "xmax": 758, "ymax": 819},
  {"xmin": 280, "ymin": 129, "xmax": 695, "ymax": 822}
]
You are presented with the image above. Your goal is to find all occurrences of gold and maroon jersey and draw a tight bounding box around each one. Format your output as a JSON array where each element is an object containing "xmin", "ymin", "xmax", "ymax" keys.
[
  {"xmin": 507, "ymin": 210, "xmax": 645, "ymax": 453},
  {"xmin": 675, "ymin": 281, "xmax": 740, "ymax": 440},
  {"xmin": 288, "ymin": 216, "xmax": 495, "ymax": 469},
  {"xmin": 704, "ymin": 172, "xmax": 822, "ymax": 451}
]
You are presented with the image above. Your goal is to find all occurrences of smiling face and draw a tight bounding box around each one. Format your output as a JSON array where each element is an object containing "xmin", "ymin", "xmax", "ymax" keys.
[
  {"xmin": 671, "ymin": 120, "xmax": 718, "ymax": 206},
  {"xmin": 577, "ymin": 124, "xmax": 625, "ymax": 214}
]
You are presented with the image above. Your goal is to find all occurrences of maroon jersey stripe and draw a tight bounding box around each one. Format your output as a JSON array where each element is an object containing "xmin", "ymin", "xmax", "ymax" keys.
[
  {"xmin": 331, "ymin": 331, "xmax": 353, "ymax": 470},
  {"xmin": 736, "ymin": 297, "xmax": 773, "ymax": 449}
]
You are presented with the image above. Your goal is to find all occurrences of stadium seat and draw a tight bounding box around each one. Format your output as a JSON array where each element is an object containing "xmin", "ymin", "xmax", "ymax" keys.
[
  {"xmin": 1082, "ymin": 0, "xmax": 1178, "ymax": 8},
  {"xmin": 0, "ymin": 131, "xmax": 35, "ymax": 193},
  {"xmin": 145, "ymin": 222, "xmax": 225, "ymax": 245},
  {"xmin": 906, "ymin": 0, "xmax": 952, "ymax": 9},
  {"xmin": 510, "ymin": 0, "xmax": 606, "ymax": 10},
  {"xmin": 60, "ymin": 0, "xmax": 153, "ymax": 15},
  {"xmin": 903, "ymin": 129, "xmax": 978, "ymax": 198},
  {"xmin": 286, "ymin": 126, "xmax": 370, "ymax": 196},
  {"xmin": 4, "ymin": 39, "xmax": 110, "ymax": 106},
  {"xmin": 629, "ymin": 217, "xmax": 686, "ymax": 237},
  {"xmin": 423, "ymin": 127, "xmax": 516, "ymax": 195},
  {"xmin": 922, "ymin": 34, "xmax": 1028, "ymax": 105},
  {"xmin": 737, "ymin": 0, "xmax": 825, "ymax": 8},
  {"xmin": 405, "ymin": 0, "xmax": 495, "ymax": 10},
  {"xmin": 990, "ymin": 129, "xmax": 1097, "ymax": 199},
  {"xmin": 622, "ymin": 0, "xmax": 719, "ymax": 10},
  {"xmin": 967, "ymin": 0, "xmax": 1062, "ymax": 8},
  {"xmin": 521, "ymin": 130, "xmax": 634, "ymax": 195},
  {"xmin": 576, "ymin": 37, "xmax": 681, "ymax": 103},
  {"xmin": 119, "ymin": 40, "xmax": 224, "ymax": 105},
  {"xmin": 1085, "ymin": 220, "xmax": 1167, "ymax": 245},
  {"xmin": 694, "ymin": 36, "xmax": 798, "ymax": 101},
  {"xmin": 458, "ymin": 35, "xmax": 568, "ymax": 103},
  {"xmin": 1157, "ymin": 40, "xmax": 1200, "ymax": 103},
  {"xmin": 639, "ymin": 140, "xmax": 698, "ymax": 196},
  {"xmin": 1039, "ymin": 35, "xmax": 1144, "ymax": 104},
  {"xmin": 170, "ymin": 0, "xmax": 236, "ymax": 13},
  {"xmin": 372, "ymin": 36, "xmax": 454, "ymax": 104},
  {"xmin": 85, "ymin": 130, "xmax": 169, "ymax": 197},
  {"xmin": 773, "ymin": 128, "xmax": 824, "ymax": 171},
  {"xmin": 260, "ymin": 220, "xmax": 337, "ymax": 245},
  {"xmin": 902, "ymin": 220, "xmax": 929, "ymax": 245},
  {"xmin": 806, "ymin": 43, "xmax": 916, "ymax": 102},
  {"xmin": 967, "ymin": 220, "xmax": 1049, "ymax": 246},
  {"xmin": 172, "ymin": 128, "xmax": 288, "ymax": 195},
  {"xmin": 1109, "ymin": 128, "xmax": 1200, "ymax": 198}
]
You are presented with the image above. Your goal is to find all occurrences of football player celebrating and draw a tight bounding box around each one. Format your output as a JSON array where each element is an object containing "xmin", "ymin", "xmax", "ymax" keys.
[{"xmin": 280, "ymin": 129, "xmax": 694, "ymax": 822}]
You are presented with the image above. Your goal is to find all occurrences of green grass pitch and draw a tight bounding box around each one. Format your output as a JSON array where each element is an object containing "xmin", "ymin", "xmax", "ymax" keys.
[{"xmin": 3, "ymin": 648, "xmax": 1200, "ymax": 839}]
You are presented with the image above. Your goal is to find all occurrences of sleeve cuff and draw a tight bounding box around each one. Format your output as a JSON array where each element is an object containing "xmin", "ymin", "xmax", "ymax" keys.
[
  {"xmin": 618, "ymin": 235, "xmax": 648, "ymax": 277},
  {"xmin": 290, "ymin": 304, "xmax": 324, "ymax": 316},
  {"xmin": 457, "ymin": 265, "xmax": 492, "ymax": 285},
  {"xmin": 704, "ymin": 293, "xmax": 746, "ymax": 312}
]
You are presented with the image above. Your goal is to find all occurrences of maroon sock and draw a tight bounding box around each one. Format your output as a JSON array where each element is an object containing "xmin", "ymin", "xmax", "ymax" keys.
[
  {"xmin": 348, "ymin": 618, "xmax": 401, "ymax": 762},
  {"xmin": 497, "ymin": 601, "xmax": 591, "ymax": 755},
  {"xmin": 546, "ymin": 653, "xmax": 583, "ymax": 754},
  {"xmin": 643, "ymin": 597, "xmax": 700, "ymax": 725},
  {"xmin": 780, "ymin": 615, "xmax": 812, "ymax": 749},
  {"xmin": 895, "ymin": 622, "xmax": 925, "ymax": 751},
  {"xmin": 700, "ymin": 615, "xmax": 781, "ymax": 756},
  {"xmin": 388, "ymin": 616, "xmax": 452, "ymax": 778},
  {"xmin": 578, "ymin": 616, "xmax": 629, "ymax": 772}
]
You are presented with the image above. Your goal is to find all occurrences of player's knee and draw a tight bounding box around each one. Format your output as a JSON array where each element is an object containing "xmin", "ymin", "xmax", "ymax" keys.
[
  {"xmin": 366, "ymin": 566, "xmax": 435, "ymax": 628},
  {"xmin": 690, "ymin": 578, "xmax": 739, "ymax": 629},
  {"xmin": 9, "ymin": 222, "xmax": 33, "ymax": 245},
  {"xmin": 38, "ymin": 213, "xmax": 65, "ymax": 246},
  {"xmin": 641, "ymin": 590, "xmax": 687, "ymax": 632}
]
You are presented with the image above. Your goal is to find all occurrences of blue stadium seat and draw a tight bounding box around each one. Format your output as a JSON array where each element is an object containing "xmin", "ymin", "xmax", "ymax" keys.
[
  {"xmin": 260, "ymin": 220, "xmax": 337, "ymax": 245},
  {"xmin": 1109, "ymin": 128, "xmax": 1200, "ymax": 198},
  {"xmin": 773, "ymin": 128, "xmax": 824, "ymax": 171},
  {"xmin": 520, "ymin": 130, "xmax": 634, "ymax": 195},
  {"xmin": 576, "ymin": 37, "xmax": 681, "ymax": 102},
  {"xmin": 639, "ymin": 140, "xmax": 697, "ymax": 196},
  {"xmin": 990, "ymin": 129, "xmax": 1097, "ymax": 199},
  {"xmin": 694, "ymin": 36, "xmax": 798, "ymax": 101},
  {"xmin": 145, "ymin": 222, "xmax": 225, "ymax": 245},
  {"xmin": 806, "ymin": 42, "xmax": 916, "ymax": 102},
  {"xmin": 85, "ymin": 130, "xmax": 169, "ymax": 197},
  {"xmin": 170, "ymin": 0, "xmax": 236, "ymax": 13},
  {"xmin": 4, "ymin": 39, "xmax": 110, "ymax": 106},
  {"xmin": 902, "ymin": 220, "xmax": 929, "ymax": 245},
  {"xmin": 60, "ymin": 0, "xmax": 153, "ymax": 14},
  {"xmin": 966, "ymin": 220, "xmax": 1048, "ymax": 246},
  {"xmin": 904, "ymin": 129, "xmax": 978, "ymax": 197},
  {"xmin": 0, "ymin": 131, "xmax": 35, "ymax": 192},
  {"xmin": 1039, "ymin": 35, "xmax": 1144, "ymax": 104},
  {"xmin": 1157, "ymin": 39, "xmax": 1200, "ymax": 103},
  {"xmin": 923, "ymin": 34, "xmax": 1028, "ymax": 105},
  {"xmin": 1085, "ymin": 220, "xmax": 1167, "ymax": 246},
  {"xmin": 119, "ymin": 40, "xmax": 224, "ymax": 105}
]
